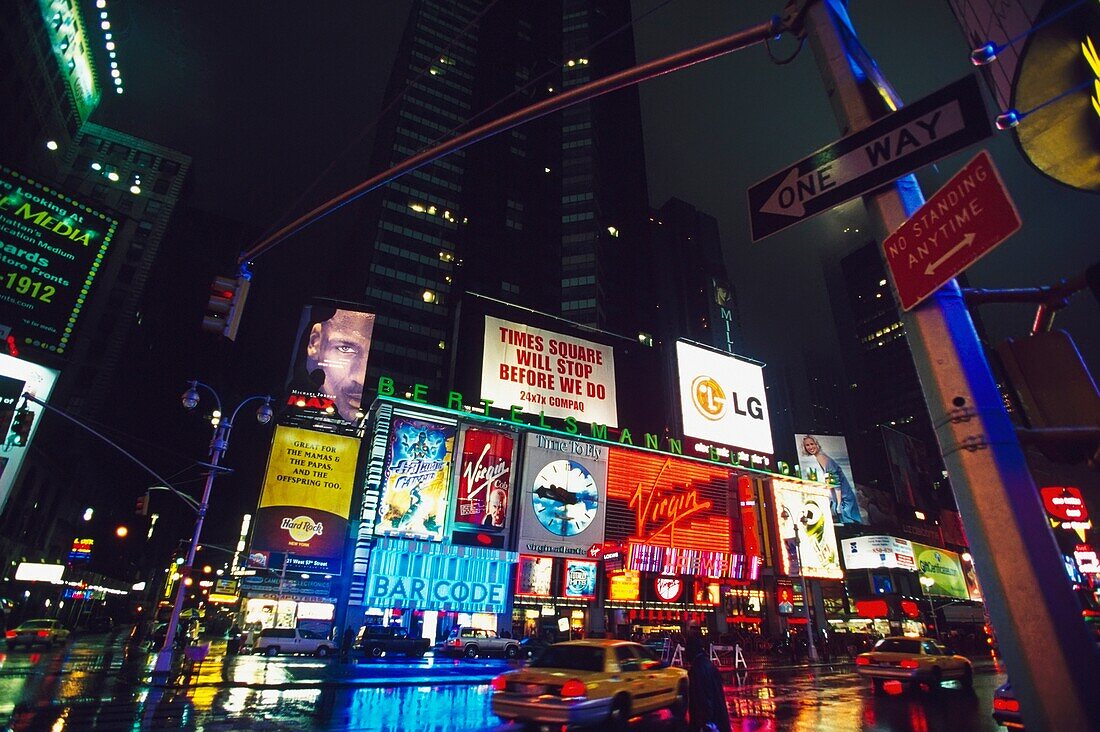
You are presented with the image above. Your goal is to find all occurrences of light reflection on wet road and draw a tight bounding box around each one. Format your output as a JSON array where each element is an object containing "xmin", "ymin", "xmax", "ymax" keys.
[{"xmin": 0, "ymin": 636, "xmax": 1008, "ymax": 730}]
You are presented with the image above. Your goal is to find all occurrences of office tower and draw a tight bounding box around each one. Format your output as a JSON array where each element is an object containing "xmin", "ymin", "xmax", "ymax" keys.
[{"xmin": 337, "ymin": 0, "xmax": 652, "ymax": 396}]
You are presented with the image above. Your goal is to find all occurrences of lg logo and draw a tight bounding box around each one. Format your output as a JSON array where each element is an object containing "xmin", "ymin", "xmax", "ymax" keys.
[{"xmin": 691, "ymin": 375, "xmax": 765, "ymax": 422}]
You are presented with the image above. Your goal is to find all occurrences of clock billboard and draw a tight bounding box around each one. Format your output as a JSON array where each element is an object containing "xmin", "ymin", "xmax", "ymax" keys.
[{"xmin": 516, "ymin": 433, "xmax": 608, "ymax": 557}]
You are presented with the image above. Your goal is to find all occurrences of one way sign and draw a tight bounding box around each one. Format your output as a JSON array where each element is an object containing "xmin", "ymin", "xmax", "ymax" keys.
[{"xmin": 747, "ymin": 75, "xmax": 992, "ymax": 242}]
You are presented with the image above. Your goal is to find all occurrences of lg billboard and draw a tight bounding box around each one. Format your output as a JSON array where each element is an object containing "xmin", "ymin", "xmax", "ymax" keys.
[{"xmin": 676, "ymin": 341, "xmax": 773, "ymax": 466}]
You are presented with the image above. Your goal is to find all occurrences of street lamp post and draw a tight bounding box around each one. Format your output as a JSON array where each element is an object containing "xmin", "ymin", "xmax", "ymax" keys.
[
  {"xmin": 791, "ymin": 523, "xmax": 820, "ymax": 663},
  {"xmin": 919, "ymin": 576, "xmax": 937, "ymax": 639},
  {"xmin": 153, "ymin": 380, "xmax": 272, "ymax": 674}
]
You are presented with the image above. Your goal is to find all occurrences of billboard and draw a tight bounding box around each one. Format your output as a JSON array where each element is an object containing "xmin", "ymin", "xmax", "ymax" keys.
[
  {"xmin": 605, "ymin": 449, "xmax": 732, "ymax": 547},
  {"xmin": 517, "ymin": 433, "xmax": 608, "ymax": 558},
  {"xmin": 911, "ymin": 541, "xmax": 969, "ymax": 599},
  {"xmin": 676, "ymin": 341, "xmax": 773, "ymax": 466},
  {"xmin": 365, "ymin": 537, "xmax": 515, "ymax": 615},
  {"xmin": 773, "ymin": 478, "xmax": 843, "ymax": 579},
  {"xmin": 281, "ymin": 302, "xmax": 375, "ymax": 436},
  {"xmin": 794, "ymin": 434, "xmax": 865, "ymax": 525},
  {"xmin": 480, "ymin": 315, "xmax": 618, "ymax": 426},
  {"xmin": 562, "ymin": 558, "xmax": 598, "ymax": 599},
  {"xmin": 251, "ymin": 426, "xmax": 361, "ymax": 574},
  {"xmin": 0, "ymin": 167, "xmax": 117, "ymax": 354},
  {"xmin": 0, "ymin": 354, "xmax": 57, "ymax": 512},
  {"xmin": 515, "ymin": 555, "xmax": 554, "ymax": 597},
  {"xmin": 377, "ymin": 416, "xmax": 456, "ymax": 542},
  {"xmin": 451, "ymin": 426, "xmax": 515, "ymax": 548},
  {"xmin": 840, "ymin": 535, "xmax": 916, "ymax": 571}
]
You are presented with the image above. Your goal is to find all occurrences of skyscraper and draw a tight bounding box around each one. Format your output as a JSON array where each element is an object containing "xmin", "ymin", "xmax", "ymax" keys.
[{"xmin": 336, "ymin": 0, "xmax": 652, "ymax": 398}]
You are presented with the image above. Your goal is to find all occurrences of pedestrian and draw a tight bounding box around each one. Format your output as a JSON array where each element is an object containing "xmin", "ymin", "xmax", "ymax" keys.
[
  {"xmin": 341, "ymin": 625, "xmax": 354, "ymax": 662},
  {"xmin": 687, "ymin": 633, "xmax": 731, "ymax": 732}
]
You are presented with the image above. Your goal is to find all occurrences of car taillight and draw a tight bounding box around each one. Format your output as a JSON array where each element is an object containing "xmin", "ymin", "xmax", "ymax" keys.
[
  {"xmin": 36, "ymin": 631, "xmax": 50, "ymax": 638},
  {"xmin": 855, "ymin": 656, "xmax": 871, "ymax": 666},
  {"xmin": 560, "ymin": 679, "xmax": 587, "ymax": 698},
  {"xmin": 491, "ymin": 675, "xmax": 507, "ymax": 692},
  {"xmin": 899, "ymin": 659, "xmax": 919, "ymax": 669},
  {"xmin": 4, "ymin": 631, "xmax": 14, "ymax": 639},
  {"xmin": 449, "ymin": 639, "xmax": 461, "ymax": 647},
  {"xmin": 994, "ymin": 698, "xmax": 1020, "ymax": 713}
]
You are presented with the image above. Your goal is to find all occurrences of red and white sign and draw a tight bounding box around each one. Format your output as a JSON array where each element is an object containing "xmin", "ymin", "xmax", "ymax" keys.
[
  {"xmin": 1041, "ymin": 486, "xmax": 1089, "ymax": 523},
  {"xmin": 1075, "ymin": 544, "xmax": 1099, "ymax": 574},
  {"xmin": 883, "ymin": 150, "xmax": 1021, "ymax": 310},
  {"xmin": 654, "ymin": 576, "xmax": 683, "ymax": 602},
  {"xmin": 481, "ymin": 316, "xmax": 617, "ymax": 426}
]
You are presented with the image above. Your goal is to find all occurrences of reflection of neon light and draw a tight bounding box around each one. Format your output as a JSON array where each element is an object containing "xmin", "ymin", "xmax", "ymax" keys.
[{"xmin": 1083, "ymin": 36, "xmax": 1099, "ymax": 120}]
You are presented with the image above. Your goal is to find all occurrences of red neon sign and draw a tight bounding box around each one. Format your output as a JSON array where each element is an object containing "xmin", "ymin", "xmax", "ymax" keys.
[
  {"xmin": 1041, "ymin": 486, "xmax": 1089, "ymax": 523},
  {"xmin": 606, "ymin": 449, "xmax": 731, "ymax": 552}
]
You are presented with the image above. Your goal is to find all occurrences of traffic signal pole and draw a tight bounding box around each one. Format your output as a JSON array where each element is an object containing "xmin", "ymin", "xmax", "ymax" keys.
[{"xmin": 797, "ymin": 1, "xmax": 1100, "ymax": 727}]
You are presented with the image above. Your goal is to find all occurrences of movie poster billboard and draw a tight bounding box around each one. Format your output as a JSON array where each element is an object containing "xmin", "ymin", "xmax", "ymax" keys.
[
  {"xmin": 563, "ymin": 559, "xmax": 598, "ymax": 599},
  {"xmin": 0, "ymin": 167, "xmax": 117, "ymax": 355},
  {"xmin": 515, "ymin": 555, "xmax": 554, "ymax": 597},
  {"xmin": 281, "ymin": 301, "xmax": 375, "ymax": 436},
  {"xmin": 882, "ymin": 426, "xmax": 938, "ymax": 514},
  {"xmin": 251, "ymin": 425, "xmax": 361, "ymax": 575},
  {"xmin": 0, "ymin": 355, "xmax": 56, "ymax": 513},
  {"xmin": 676, "ymin": 340, "xmax": 773, "ymax": 467},
  {"xmin": 772, "ymin": 478, "xmax": 843, "ymax": 579},
  {"xmin": 480, "ymin": 315, "xmax": 618, "ymax": 426},
  {"xmin": 517, "ymin": 434, "xmax": 608, "ymax": 558},
  {"xmin": 451, "ymin": 426, "xmax": 515, "ymax": 548},
  {"xmin": 794, "ymin": 433, "xmax": 866, "ymax": 525},
  {"xmin": 911, "ymin": 541, "xmax": 969, "ymax": 599},
  {"xmin": 376, "ymin": 416, "xmax": 456, "ymax": 542}
]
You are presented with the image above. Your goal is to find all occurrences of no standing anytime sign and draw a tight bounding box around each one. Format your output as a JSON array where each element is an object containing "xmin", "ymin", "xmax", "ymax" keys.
[{"xmin": 883, "ymin": 150, "xmax": 1021, "ymax": 310}]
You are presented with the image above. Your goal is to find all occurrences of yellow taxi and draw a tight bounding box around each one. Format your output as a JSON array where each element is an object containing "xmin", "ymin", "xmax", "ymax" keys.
[
  {"xmin": 856, "ymin": 636, "xmax": 973, "ymax": 692},
  {"xmin": 490, "ymin": 639, "xmax": 687, "ymax": 730}
]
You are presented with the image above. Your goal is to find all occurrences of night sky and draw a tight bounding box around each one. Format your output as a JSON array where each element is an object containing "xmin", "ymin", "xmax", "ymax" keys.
[{"xmin": 78, "ymin": 1, "xmax": 1098, "ymax": 547}]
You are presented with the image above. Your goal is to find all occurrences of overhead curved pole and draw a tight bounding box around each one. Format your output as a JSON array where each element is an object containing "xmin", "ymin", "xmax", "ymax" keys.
[{"xmin": 238, "ymin": 15, "xmax": 784, "ymax": 266}]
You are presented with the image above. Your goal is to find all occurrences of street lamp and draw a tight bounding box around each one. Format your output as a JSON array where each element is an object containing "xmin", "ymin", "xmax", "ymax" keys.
[
  {"xmin": 791, "ymin": 520, "xmax": 820, "ymax": 663},
  {"xmin": 153, "ymin": 380, "xmax": 272, "ymax": 674},
  {"xmin": 919, "ymin": 576, "xmax": 937, "ymax": 638}
]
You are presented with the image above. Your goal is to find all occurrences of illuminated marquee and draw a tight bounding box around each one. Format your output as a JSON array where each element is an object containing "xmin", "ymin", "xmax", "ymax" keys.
[
  {"xmin": 628, "ymin": 543, "xmax": 760, "ymax": 580},
  {"xmin": 364, "ymin": 537, "xmax": 516, "ymax": 615}
]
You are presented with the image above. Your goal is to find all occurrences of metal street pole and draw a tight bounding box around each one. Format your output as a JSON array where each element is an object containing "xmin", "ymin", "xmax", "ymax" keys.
[
  {"xmin": 792, "ymin": 524, "xmax": 820, "ymax": 662},
  {"xmin": 796, "ymin": 0, "xmax": 1100, "ymax": 726},
  {"xmin": 153, "ymin": 383, "xmax": 272, "ymax": 675},
  {"xmin": 153, "ymin": 421, "xmax": 226, "ymax": 674}
]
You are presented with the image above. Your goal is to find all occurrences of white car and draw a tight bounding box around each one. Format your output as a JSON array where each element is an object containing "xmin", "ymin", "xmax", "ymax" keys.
[
  {"xmin": 6, "ymin": 619, "xmax": 70, "ymax": 650},
  {"xmin": 253, "ymin": 627, "xmax": 335, "ymax": 657}
]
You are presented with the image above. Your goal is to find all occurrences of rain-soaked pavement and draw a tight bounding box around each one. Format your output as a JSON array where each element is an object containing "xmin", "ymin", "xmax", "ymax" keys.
[{"xmin": 0, "ymin": 634, "xmax": 1008, "ymax": 730}]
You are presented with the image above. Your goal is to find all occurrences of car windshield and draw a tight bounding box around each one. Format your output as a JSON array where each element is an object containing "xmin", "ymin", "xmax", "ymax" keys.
[
  {"xmin": 874, "ymin": 639, "xmax": 921, "ymax": 654},
  {"xmin": 529, "ymin": 645, "xmax": 606, "ymax": 672},
  {"xmin": 21, "ymin": 620, "xmax": 53, "ymax": 629}
]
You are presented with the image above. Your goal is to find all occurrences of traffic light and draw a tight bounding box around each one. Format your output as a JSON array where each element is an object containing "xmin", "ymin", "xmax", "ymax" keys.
[
  {"xmin": 10, "ymin": 408, "xmax": 33, "ymax": 446},
  {"xmin": 200, "ymin": 272, "xmax": 251, "ymax": 341},
  {"xmin": 135, "ymin": 493, "xmax": 149, "ymax": 517}
]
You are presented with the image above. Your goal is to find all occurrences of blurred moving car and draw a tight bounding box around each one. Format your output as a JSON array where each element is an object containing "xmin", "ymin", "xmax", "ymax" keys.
[
  {"xmin": 253, "ymin": 627, "xmax": 336, "ymax": 657},
  {"xmin": 356, "ymin": 626, "xmax": 431, "ymax": 658},
  {"xmin": 86, "ymin": 616, "xmax": 115, "ymax": 634},
  {"xmin": 6, "ymin": 619, "xmax": 70, "ymax": 650},
  {"xmin": 992, "ymin": 681, "xmax": 1023, "ymax": 729},
  {"xmin": 518, "ymin": 636, "xmax": 550, "ymax": 659},
  {"xmin": 491, "ymin": 639, "xmax": 687, "ymax": 731},
  {"xmin": 443, "ymin": 626, "xmax": 521, "ymax": 659},
  {"xmin": 856, "ymin": 637, "xmax": 973, "ymax": 692}
]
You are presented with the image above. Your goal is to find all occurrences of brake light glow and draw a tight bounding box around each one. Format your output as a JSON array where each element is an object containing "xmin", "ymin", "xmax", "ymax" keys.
[
  {"xmin": 36, "ymin": 630, "xmax": 50, "ymax": 638},
  {"xmin": 855, "ymin": 656, "xmax": 871, "ymax": 666},
  {"xmin": 560, "ymin": 679, "xmax": 587, "ymax": 698},
  {"xmin": 994, "ymin": 698, "xmax": 1020, "ymax": 713},
  {"xmin": 4, "ymin": 631, "xmax": 14, "ymax": 639},
  {"xmin": 491, "ymin": 675, "xmax": 507, "ymax": 692},
  {"xmin": 899, "ymin": 659, "xmax": 920, "ymax": 669}
]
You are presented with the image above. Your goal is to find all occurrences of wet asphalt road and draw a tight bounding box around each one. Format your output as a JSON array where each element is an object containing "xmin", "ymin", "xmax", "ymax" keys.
[{"xmin": 0, "ymin": 635, "xmax": 1008, "ymax": 731}]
